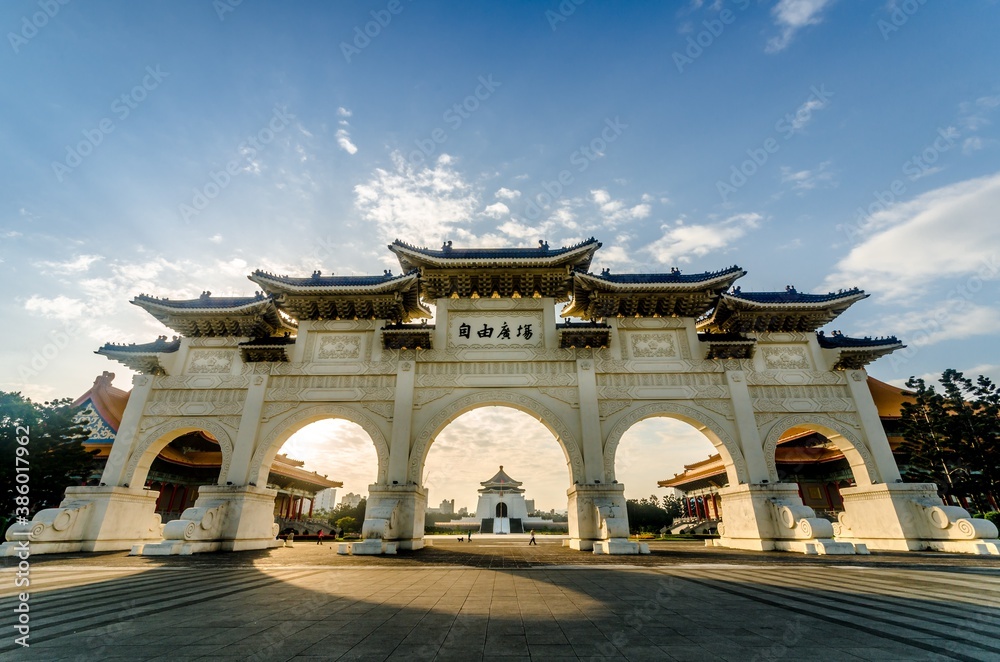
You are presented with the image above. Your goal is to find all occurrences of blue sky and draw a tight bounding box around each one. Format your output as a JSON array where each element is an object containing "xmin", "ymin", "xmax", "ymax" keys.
[{"xmin": 2, "ymin": 1, "xmax": 999, "ymax": 509}]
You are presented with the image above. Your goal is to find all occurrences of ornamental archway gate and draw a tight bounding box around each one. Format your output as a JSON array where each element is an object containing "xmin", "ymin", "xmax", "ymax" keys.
[{"xmin": 8, "ymin": 239, "xmax": 999, "ymax": 556}]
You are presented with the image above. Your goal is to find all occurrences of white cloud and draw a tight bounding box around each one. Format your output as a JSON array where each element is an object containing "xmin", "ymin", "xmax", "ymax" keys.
[
  {"xmin": 209, "ymin": 234, "xmax": 224, "ymax": 244},
  {"xmin": 645, "ymin": 213, "xmax": 762, "ymax": 265},
  {"xmin": 824, "ymin": 172, "xmax": 1000, "ymax": 300},
  {"xmin": 875, "ymin": 301, "xmax": 1000, "ymax": 348},
  {"xmin": 789, "ymin": 97, "xmax": 829, "ymax": 132},
  {"xmin": 780, "ymin": 161, "xmax": 836, "ymax": 191},
  {"xmin": 37, "ymin": 254, "xmax": 103, "ymax": 274},
  {"xmin": 337, "ymin": 106, "xmax": 353, "ymax": 118},
  {"xmin": 589, "ymin": 189, "xmax": 653, "ymax": 227},
  {"xmin": 766, "ymin": 0, "xmax": 834, "ymax": 53},
  {"xmin": 495, "ymin": 187, "xmax": 521, "ymax": 201},
  {"xmin": 336, "ymin": 128, "xmax": 358, "ymax": 155},
  {"xmin": 354, "ymin": 152, "xmax": 483, "ymax": 247},
  {"xmin": 481, "ymin": 202, "xmax": 510, "ymax": 219},
  {"xmin": 24, "ymin": 295, "xmax": 86, "ymax": 320},
  {"xmin": 959, "ymin": 94, "xmax": 1000, "ymax": 132}
]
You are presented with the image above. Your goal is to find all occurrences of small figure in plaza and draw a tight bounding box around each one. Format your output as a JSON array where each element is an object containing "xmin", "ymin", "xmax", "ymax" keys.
[
  {"xmin": 468, "ymin": 530, "xmax": 472, "ymax": 542},
  {"xmin": 317, "ymin": 530, "xmax": 324, "ymax": 545},
  {"xmin": 286, "ymin": 531, "xmax": 295, "ymax": 547},
  {"xmin": 529, "ymin": 530, "xmax": 536, "ymax": 545}
]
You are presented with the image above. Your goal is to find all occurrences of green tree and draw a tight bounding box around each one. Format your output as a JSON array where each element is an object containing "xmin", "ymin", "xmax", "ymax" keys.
[
  {"xmin": 335, "ymin": 516, "xmax": 359, "ymax": 533},
  {"xmin": 329, "ymin": 498, "xmax": 366, "ymax": 528},
  {"xmin": 0, "ymin": 393, "xmax": 97, "ymax": 524},
  {"xmin": 899, "ymin": 370, "xmax": 1000, "ymax": 511},
  {"xmin": 626, "ymin": 494, "xmax": 673, "ymax": 534}
]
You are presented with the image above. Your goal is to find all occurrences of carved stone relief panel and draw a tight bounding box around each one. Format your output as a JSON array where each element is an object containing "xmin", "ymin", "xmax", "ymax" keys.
[
  {"xmin": 761, "ymin": 346, "xmax": 812, "ymax": 371},
  {"xmin": 185, "ymin": 349, "xmax": 237, "ymax": 375},
  {"xmin": 314, "ymin": 334, "xmax": 364, "ymax": 361},
  {"xmin": 628, "ymin": 332, "xmax": 679, "ymax": 359}
]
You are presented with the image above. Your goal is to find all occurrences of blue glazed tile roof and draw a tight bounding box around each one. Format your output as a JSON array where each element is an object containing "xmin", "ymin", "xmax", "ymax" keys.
[
  {"xmin": 250, "ymin": 270, "xmax": 413, "ymax": 287},
  {"xmin": 133, "ymin": 292, "xmax": 271, "ymax": 309},
  {"xmin": 726, "ymin": 287, "xmax": 865, "ymax": 304},
  {"xmin": 816, "ymin": 331, "xmax": 902, "ymax": 349},
  {"xmin": 591, "ymin": 265, "xmax": 744, "ymax": 284},
  {"xmin": 98, "ymin": 336, "xmax": 181, "ymax": 353},
  {"xmin": 390, "ymin": 237, "xmax": 600, "ymax": 259}
]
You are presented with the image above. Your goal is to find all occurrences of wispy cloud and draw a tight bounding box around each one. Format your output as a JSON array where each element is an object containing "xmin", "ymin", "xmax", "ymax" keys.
[
  {"xmin": 645, "ymin": 213, "xmax": 762, "ymax": 265},
  {"xmin": 780, "ymin": 161, "xmax": 836, "ymax": 191},
  {"xmin": 481, "ymin": 202, "xmax": 510, "ymax": 219},
  {"xmin": 824, "ymin": 171, "xmax": 1000, "ymax": 300},
  {"xmin": 37, "ymin": 254, "xmax": 103, "ymax": 274},
  {"xmin": 495, "ymin": 187, "xmax": 521, "ymax": 201},
  {"xmin": 766, "ymin": 0, "xmax": 835, "ymax": 53},
  {"xmin": 335, "ymin": 106, "xmax": 359, "ymax": 155},
  {"xmin": 354, "ymin": 152, "xmax": 487, "ymax": 247}
]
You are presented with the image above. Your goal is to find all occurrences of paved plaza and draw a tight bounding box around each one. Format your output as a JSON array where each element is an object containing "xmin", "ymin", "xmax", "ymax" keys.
[{"xmin": 3, "ymin": 539, "xmax": 1000, "ymax": 661}]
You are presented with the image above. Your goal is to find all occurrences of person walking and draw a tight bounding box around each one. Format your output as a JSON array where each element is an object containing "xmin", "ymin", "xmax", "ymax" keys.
[
  {"xmin": 468, "ymin": 530, "xmax": 473, "ymax": 542},
  {"xmin": 528, "ymin": 530, "xmax": 536, "ymax": 545},
  {"xmin": 317, "ymin": 530, "xmax": 324, "ymax": 545}
]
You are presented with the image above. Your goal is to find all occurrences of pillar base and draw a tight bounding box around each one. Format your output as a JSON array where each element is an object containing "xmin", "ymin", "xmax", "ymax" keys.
[
  {"xmin": 567, "ymin": 484, "xmax": 643, "ymax": 555},
  {"xmin": 593, "ymin": 539, "xmax": 650, "ymax": 555},
  {"xmin": 715, "ymin": 483, "xmax": 861, "ymax": 555},
  {"xmin": 1, "ymin": 486, "xmax": 162, "ymax": 556},
  {"xmin": 140, "ymin": 485, "xmax": 280, "ymax": 556},
  {"xmin": 351, "ymin": 483, "xmax": 427, "ymax": 555},
  {"xmin": 836, "ymin": 483, "xmax": 1000, "ymax": 555},
  {"xmin": 338, "ymin": 540, "xmax": 398, "ymax": 555}
]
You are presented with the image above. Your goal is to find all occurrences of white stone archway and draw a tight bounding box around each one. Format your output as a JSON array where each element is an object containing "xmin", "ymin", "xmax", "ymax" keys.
[{"xmin": 8, "ymin": 238, "xmax": 998, "ymax": 557}]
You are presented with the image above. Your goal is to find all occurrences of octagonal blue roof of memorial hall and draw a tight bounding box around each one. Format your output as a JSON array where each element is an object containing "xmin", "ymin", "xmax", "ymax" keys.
[{"xmin": 479, "ymin": 466, "xmax": 525, "ymax": 493}]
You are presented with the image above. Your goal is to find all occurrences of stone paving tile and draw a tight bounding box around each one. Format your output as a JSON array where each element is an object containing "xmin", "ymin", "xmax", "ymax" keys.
[{"xmin": 5, "ymin": 542, "xmax": 1000, "ymax": 662}]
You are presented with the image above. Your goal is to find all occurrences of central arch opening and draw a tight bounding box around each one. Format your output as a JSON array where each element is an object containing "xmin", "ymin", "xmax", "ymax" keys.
[{"xmin": 421, "ymin": 405, "xmax": 571, "ymax": 536}]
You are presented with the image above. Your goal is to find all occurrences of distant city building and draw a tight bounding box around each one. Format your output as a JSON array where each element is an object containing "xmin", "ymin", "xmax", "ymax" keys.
[
  {"xmin": 340, "ymin": 492, "xmax": 363, "ymax": 508},
  {"xmin": 426, "ymin": 498, "xmax": 456, "ymax": 515},
  {"xmin": 312, "ymin": 488, "xmax": 338, "ymax": 512},
  {"xmin": 525, "ymin": 499, "xmax": 535, "ymax": 515}
]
